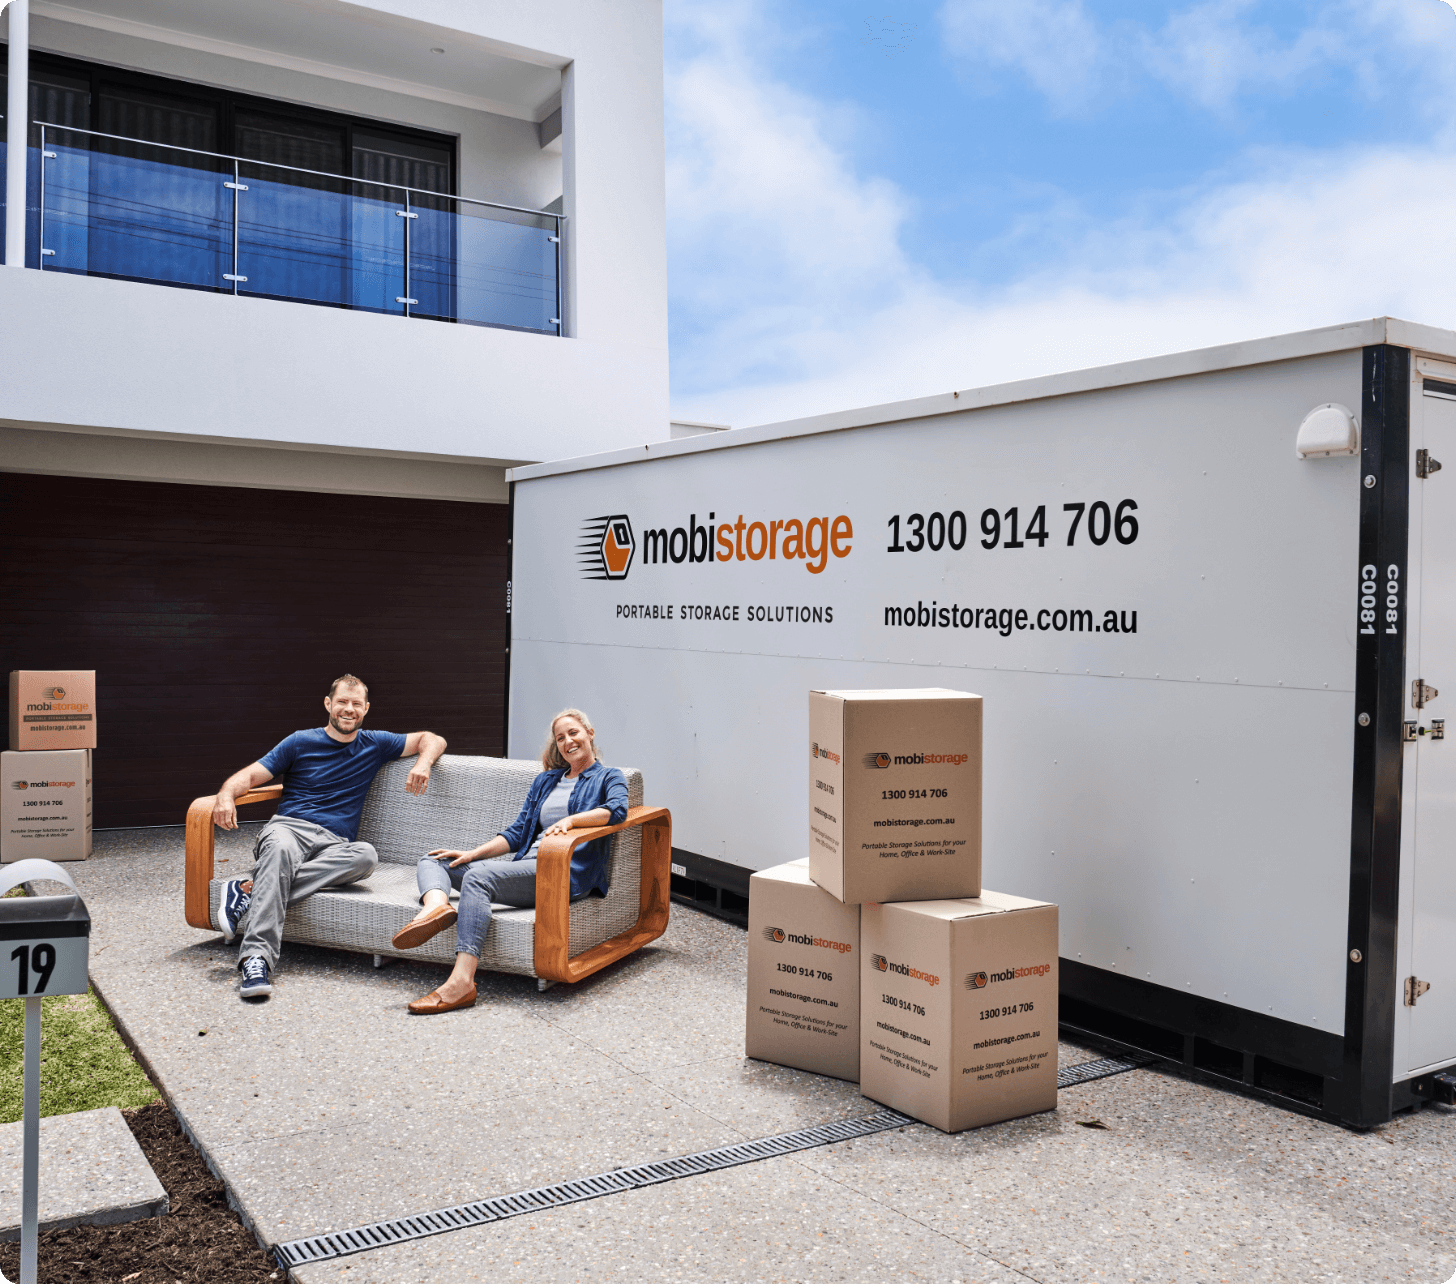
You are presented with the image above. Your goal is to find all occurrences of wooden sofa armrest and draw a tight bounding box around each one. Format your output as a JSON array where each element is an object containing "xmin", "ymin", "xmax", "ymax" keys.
[
  {"xmin": 184, "ymin": 786, "xmax": 284, "ymax": 930},
  {"xmin": 534, "ymin": 805, "xmax": 672, "ymax": 984}
]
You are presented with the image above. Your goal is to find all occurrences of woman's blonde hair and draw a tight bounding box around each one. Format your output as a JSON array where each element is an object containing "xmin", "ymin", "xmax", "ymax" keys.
[{"xmin": 541, "ymin": 708, "xmax": 596, "ymax": 771}]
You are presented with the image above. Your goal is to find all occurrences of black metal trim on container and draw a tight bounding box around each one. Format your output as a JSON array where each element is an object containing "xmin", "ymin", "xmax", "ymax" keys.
[
  {"xmin": 502, "ymin": 480, "xmax": 515, "ymax": 757},
  {"xmin": 1329, "ymin": 344, "xmax": 1411, "ymax": 1128}
]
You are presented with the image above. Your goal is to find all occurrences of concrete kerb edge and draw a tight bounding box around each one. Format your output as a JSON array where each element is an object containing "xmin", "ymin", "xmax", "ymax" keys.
[{"xmin": 86, "ymin": 970, "xmax": 279, "ymax": 1268}]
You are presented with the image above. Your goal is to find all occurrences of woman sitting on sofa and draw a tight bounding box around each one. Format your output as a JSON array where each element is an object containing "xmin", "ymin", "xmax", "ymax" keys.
[{"xmin": 392, "ymin": 707, "xmax": 628, "ymax": 1014}]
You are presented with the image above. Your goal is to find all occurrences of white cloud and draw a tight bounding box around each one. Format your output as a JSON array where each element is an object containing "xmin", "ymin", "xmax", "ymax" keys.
[
  {"xmin": 939, "ymin": 0, "xmax": 1102, "ymax": 108},
  {"xmin": 671, "ymin": 139, "xmax": 1456, "ymax": 427},
  {"xmin": 666, "ymin": 0, "xmax": 1456, "ymax": 429}
]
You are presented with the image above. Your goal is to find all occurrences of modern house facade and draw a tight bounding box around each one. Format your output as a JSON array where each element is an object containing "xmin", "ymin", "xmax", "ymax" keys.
[{"xmin": 0, "ymin": 0, "xmax": 668, "ymax": 826}]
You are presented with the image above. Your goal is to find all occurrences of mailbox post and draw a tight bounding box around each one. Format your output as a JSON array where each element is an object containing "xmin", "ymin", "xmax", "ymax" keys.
[{"xmin": 0, "ymin": 860, "xmax": 91, "ymax": 1284}]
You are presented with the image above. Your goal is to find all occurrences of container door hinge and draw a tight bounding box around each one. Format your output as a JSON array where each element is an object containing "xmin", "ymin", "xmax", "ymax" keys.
[
  {"xmin": 1405, "ymin": 976, "xmax": 1431, "ymax": 1006},
  {"xmin": 1417, "ymin": 448, "xmax": 1442, "ymax": 478},
  {"xmin": 1403, "ymin": 719, "xmax": 1445, "ymax": 742},
  {"xmin": 1412, "ymin": 679, "xmax": 1439, "ymax": 709}
]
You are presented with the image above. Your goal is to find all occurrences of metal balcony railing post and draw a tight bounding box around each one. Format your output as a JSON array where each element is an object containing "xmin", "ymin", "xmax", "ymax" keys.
[
  {"xmin": 396, "ymin": 189, "xmax": 417, "ymax": 316},
  {"xmin": 554, "ymin": 214, "xmax": 563, "ymax": 335},
  {"xmin": 222, "ymin": 158, "xmax": 248, "ymax": 291},
  {"xmin": 37, "ymin": 125, "xmax": 44, "ymax": 269}
]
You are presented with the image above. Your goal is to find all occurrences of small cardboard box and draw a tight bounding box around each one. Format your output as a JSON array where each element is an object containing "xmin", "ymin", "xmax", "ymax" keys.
[
  {"xmin": 860, "ymin": 892, "xmax": 1057, "ymax": 1132},
  {"xmin": 9, "ymin": 671, "xmax": 98, "ymax": 751},
  {"xmin": 2, "ymin": 749, "xmax": 93, "ymax": 862},
  {"xmin": 808, "ymin": 688, "xmax": 981, "ymax": 904},
  {"xmin": 746, "ymin": 859, "xmax": 862, "ymax": 1082}
]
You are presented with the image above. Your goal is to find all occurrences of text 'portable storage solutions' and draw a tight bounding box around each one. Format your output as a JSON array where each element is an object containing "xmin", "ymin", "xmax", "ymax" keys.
[{"xmin": 506, "ymin": 318, "xmax": 1456, "ymax": 1127}]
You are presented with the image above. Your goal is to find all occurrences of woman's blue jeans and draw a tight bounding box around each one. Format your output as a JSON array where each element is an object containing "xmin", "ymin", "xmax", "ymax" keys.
[{"xmin": 415, "ymin": 855, "xmax": 537, "ymax": 958}]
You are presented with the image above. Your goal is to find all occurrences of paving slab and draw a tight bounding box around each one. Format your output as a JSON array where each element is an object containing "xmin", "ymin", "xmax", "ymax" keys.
[
  {"xmin": 285, "ymin": 1151, "xmax": 1025, "ymax": 1284},
  {"xmin": 62, "ymin": 829, "xmax": 1456, "ymax": 1283},
  {"xmin": 0, "ymin": 1106, "xmax": 166, "ymax": 1240}
]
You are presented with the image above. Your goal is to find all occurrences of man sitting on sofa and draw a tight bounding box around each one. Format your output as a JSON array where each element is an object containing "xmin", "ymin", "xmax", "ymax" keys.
[{"xmin": 210, "ymin": 674, "xmax": 446, "ymax": 1001}]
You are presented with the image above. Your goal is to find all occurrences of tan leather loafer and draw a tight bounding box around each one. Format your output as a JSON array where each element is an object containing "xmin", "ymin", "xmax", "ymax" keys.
[
  {"xmin": 407, "ymin": 984, "xmax": 477, "ymax": 1015},
  {"xmin": 391, "ymin": 904, "xmax": 458, "ymax": 951}
]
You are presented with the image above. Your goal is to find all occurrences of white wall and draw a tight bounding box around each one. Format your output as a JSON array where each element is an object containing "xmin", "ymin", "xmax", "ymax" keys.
[{"xmin": 0, "ymin": 267, "xmax": 667, "ymax": 464}]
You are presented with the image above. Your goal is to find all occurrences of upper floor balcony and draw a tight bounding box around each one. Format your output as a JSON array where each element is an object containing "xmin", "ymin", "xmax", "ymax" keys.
[
  {"xmin": 0, "ymin": 1, "xmax": 669, "ymax": 470},
  {"xmin": 5, "ymin": 121, "xmax": 562, "ymax": 333},
  {"xmin": 0, "ymin": 11, "xmax": 566, "ymax": 335}
]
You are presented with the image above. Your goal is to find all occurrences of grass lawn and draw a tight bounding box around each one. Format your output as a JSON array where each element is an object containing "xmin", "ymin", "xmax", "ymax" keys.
[
  {"xmin": 0, "ymin": 988, "xmax": 159, "ymax": 1123},
  {"xmin": 0, "ymin": 885, "xmax": 158, "ymax": 1122}
]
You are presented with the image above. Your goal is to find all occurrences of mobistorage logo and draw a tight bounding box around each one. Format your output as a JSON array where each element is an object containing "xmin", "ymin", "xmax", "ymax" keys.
[
  {"xmin": 966, "ymin": 963, "xmax": 1052, "ymax": 988},
  {"xmin": 871, "ymin": 954, "xmax": 940, "ymax": 986},
  {"xmin": 865, "ymin": 751, "xmax": 967, "ymax": 768},
  {"xmin": 579, "ymin": 510, "xmax": 854, "ymax": 580},
  {"xmin": 764, "ymin": 926, "xmax": 853, "ymax": 953}
]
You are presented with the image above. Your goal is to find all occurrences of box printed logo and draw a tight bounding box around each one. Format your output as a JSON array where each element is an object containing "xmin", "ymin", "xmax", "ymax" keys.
[
  {"xmin": 864, "ymin": 752, "xmax": 892, "ymax": 768},
  {"xmin": 873, "ymin": 955, "xmax": 941, "ymax": 985},
  {"xmin": 811, "ymin": 743, "xmax": 841, "ymax": 764},
  {"xmin": 44, "ymin": 687, "xmax": 66, "ymax": 700},
  {"xmin": 10, "ymin": 781, "xmax": 27, "ymax": 791},
  {"xmin": 767, "ymin": 926, "xmax": 852, "ymax": 953},
  {"xmin": 969, "ymin": 964, "xmax": 1052, "ymax": 987},
  {"xmin": 579, "ymin": 515, "xmax": 635, "ymax": 581}
]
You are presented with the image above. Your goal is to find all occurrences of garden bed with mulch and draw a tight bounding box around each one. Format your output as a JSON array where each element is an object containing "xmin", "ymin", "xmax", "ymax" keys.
[{"xmin": 0, "ymin": 1101, "xmax": 281, "ymax": 1284}]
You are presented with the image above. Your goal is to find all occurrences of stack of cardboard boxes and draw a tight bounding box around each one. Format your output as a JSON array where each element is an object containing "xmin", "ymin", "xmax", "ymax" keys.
[
  {"xmin": 2, "ymin": 671, "xmax": 96, "ymax": 863},
  {"xmin": 746, "ymin": 689, "xmax": 1058, "ymax": 1133}
]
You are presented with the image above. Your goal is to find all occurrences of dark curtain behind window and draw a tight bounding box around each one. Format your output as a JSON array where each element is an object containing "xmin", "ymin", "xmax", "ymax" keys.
[
  {"xmin": 97, "ymin": 83, "xmax": 218, "ymax": 165},
  {"xmin": 235, "ymin": 110, "xmax": 344, "ymax": 190},
  {"xmin": 353, "ymin": 130, "xmax": 450, "ymax": 206}
]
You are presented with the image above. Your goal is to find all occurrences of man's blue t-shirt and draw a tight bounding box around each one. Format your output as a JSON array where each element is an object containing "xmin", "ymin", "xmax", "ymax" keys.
[{"xmin": 259, "ymin": 728, "xmax": 407, "ymax": 842}]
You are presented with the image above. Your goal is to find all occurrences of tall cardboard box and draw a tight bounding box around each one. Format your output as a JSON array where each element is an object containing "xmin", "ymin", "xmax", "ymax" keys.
[
  {"xmin": 746, "ymin": 859, "xmax": 862, "ymax": 1081},
  {"xmin": 808, "ymin": 688, "xmax": 981, "ymax": 904},
  {"xmin": 860, "ymin": 892, "xmax": 1057, "ymax": 1132},
  {"xmin": 2, "ymin": 749, "xmax": 93, "ymax": 862},
  {"xmin": 9, "ymin": 671, "xmax": 98, "ymax": 751}
]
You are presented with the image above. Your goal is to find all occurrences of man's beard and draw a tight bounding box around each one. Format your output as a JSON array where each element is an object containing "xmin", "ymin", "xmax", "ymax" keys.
[{"xmin": 329, "ymin": 713, "xmax": 360, "ymax": 735}]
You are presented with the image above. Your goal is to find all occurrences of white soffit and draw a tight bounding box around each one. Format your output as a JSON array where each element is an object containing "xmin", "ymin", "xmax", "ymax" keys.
[{"xmin": 32, "ymin": 0, "xmax": 566, "ymax": 122}]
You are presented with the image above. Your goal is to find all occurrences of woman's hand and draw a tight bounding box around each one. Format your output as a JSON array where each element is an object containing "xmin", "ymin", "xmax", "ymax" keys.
[
  {"xmin": 542, "ymin": 815, "xmax": 576, "ymax": 838},
  {"xmin": 428, "ymin": 847, "xmax": 477, "ymax": 869}
]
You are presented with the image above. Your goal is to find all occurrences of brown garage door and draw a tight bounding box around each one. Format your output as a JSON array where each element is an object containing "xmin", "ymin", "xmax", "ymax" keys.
[{"xmin": 0, "ymin": 472, "xmax": 508, "ymax": 828}]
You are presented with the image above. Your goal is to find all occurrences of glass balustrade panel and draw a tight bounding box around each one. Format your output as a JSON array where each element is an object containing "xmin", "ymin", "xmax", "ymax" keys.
[
  {"xmin": 411, "ymin": 201, "xmax": 558, "ymax": 332},
  {"xmin": 238, "ymin": 162, "xmax": 404, "ymax": 313},
  {"xmin": 41, "ymin": 129, "xmax": 229, "ymax": 288}
]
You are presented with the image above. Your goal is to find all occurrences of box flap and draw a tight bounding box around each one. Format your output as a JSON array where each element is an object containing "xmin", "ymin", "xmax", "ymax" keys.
[
  {"xmin": 885, "ymin": 898, "xmax": 1003, "ymax": 921},
  {"xmin": 813, "ymin": 688, "xmax": 979, "ymax": 702}
]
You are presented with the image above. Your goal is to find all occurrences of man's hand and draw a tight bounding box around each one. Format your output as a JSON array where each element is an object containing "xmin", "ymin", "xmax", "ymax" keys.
[
  {"xmin": 428, "ymin": 847, "xmax": 475, "ymax": 869},
  {"xmin": 542, "ymin": 816, "xmax": 575, "ymax": 838},
  {"xmin": 213, "ymin": 795, "xmax": 239, "ymax": 831},
  {"xmin": 211, "ymin": 762, "xmax": 272, "ymax": 832},
  {"xmin": 401, "ymin": 732, "xmax": 447, "ymax": 798}
]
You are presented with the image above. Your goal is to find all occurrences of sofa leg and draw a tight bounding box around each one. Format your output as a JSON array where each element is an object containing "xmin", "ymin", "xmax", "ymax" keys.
[
  {"xmin": 537, "ymin": 977, "xmax": 557, "ymax": 992},
  {"xmin": 373, "ymin": 954, "xmax": 391, "ymax": 970}
]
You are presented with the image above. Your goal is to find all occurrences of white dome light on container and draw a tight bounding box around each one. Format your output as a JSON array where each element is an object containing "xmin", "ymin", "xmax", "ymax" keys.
[{"xmin": 1295, "ymin": 402, "xmax": 1360, "ymax": 458}]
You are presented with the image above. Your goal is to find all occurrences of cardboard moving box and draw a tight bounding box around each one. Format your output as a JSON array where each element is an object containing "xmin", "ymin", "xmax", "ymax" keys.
[
  {"xmin": 746, "ymin": 859, "xmax": 862, "ymax": 1082},
  {"xmin": 808, "ymin": 688, "xmax": 981, "ymax": 904},
  {"xmin": 2, "ymin": 749, "xmax": 93, "ymax": 862},
  {"xmin": 9, "ymin": 671, "xmax": 98, "ymax": 751},
  {"xmin": 860, "ymin": 892, "xmax": 1057, "ymax": 1132}
]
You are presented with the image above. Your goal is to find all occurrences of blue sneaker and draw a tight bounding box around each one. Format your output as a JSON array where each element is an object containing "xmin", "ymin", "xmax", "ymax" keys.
[
  {"xmin": 218, "ymin": 879, "xmax": 251, "ymax": 942},
  {"xmin": 239, "ymin": 957, "xmax": 272, "ymax": 1000}
]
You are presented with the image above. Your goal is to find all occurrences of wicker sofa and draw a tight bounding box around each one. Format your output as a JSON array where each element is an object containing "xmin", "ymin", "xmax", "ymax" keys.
[{"xmin": 184, "ymin": 754, "xmax": 671, "ymax": 987}]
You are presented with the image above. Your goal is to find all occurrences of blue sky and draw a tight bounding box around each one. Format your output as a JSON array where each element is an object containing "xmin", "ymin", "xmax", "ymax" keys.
[{"xmin": 663, "ymin": 0, "xmax": 1456, "ymax": 426}]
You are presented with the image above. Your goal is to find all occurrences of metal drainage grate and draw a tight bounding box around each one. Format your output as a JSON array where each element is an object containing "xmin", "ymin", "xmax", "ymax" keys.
[
  {"xmin": 1057, "ymin": 1051, "xmax": 1159, "ymax": 1088},
  {"xmin": 273, "ymin": 1108, "xmax": 914, "ymax": 1270}
]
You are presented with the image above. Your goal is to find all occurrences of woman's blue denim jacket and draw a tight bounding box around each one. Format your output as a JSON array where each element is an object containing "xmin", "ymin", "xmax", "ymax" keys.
[{"xmin": 498, "ymin": 761, "xmax": 629, "ymax": 898}]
